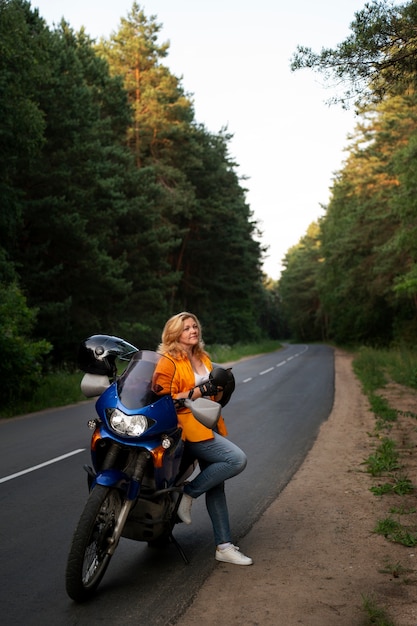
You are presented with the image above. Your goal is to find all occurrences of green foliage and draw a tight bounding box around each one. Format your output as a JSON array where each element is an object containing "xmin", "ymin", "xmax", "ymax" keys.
[
  {"xmin": 94, "ymin": 4, "xmax": 265, "ymax": 346},
  {"xmin": 279, "ymin": 223, "xmax": 324, "ymax": 341},
  {"xmin": 370, "ymin": 474, "xmax": 414, "ymax": 496},
  {"xmin": 364, "ymin": 438, "xmax": 400, "ymax": 476},
  {"xmin": 0, "ymin": 340, "xmax": 279, "ymax": 417},
  {"xmin": 0, "ymin": 0, "xmax": 269, "ymax": 376},
  {"xmin": 0, "ymin": 370, "xmax": 85, "ymax": 418},
  {"xmin": 374, "ymin": 516, "xmax": 417, "ymax": 547},
  {"xmin": 257, "ymin": 277, "xmax": 286, "ymax": 340},
  {"xmin": 280, "ymin": 2, "xmax": 417, "ymax": 347},
  {"xmin": 352, "ymin": 347, "xmax": 387, "ymax": 393},
  {"xmin": 0, "ymin": 283, "xmax": 52, "ymax": 404},
  {"xmin": 353, "ymin": 346, "xmax": 417, "ymax": 392},
  {"xmin": 389, "ymin": 505, "xmax": 416, "ymax": 515},
  {"xmin": 385, "ymin": 348, "xmax": 417, "ymax": 390},
  {"xmin": 361, "ymin": 594, "xmax": 396, "ymax": 626},
  {"xmin": 369, "ymin": 394, "xmax": 398, "ymax": 424},
  {"xmin": 206, "ymin": 340, "xmax": 281, "ymax": 364},
  {"xmin": 353, "ymin": 348, "xmax": 407, "ymax": 434},
  {"xmin": 0, "ymin": 0, "xmax": 49, "ymax": 283},
  {"xmin": 291, "ymin": 0, "xmax": 417, "ymax": 108},
  {"xmin": 390, "ymin": 131, "xmax": 417, "ymax": 317},
  {"xmin": 279, "ymin": 91, "xmax": 417, "ymax": 346}
]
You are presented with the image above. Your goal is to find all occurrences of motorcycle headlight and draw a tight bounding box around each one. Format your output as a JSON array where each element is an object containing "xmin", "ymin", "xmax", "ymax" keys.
[{"xmin": 107, "ymin": 408, "xmax": 149, "ymax": 437}]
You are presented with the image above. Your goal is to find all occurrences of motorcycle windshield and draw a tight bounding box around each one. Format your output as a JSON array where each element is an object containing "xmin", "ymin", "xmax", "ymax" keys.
[{"xmin": 116, "ymin": 350, "xmax": 175, "ymax": 410}]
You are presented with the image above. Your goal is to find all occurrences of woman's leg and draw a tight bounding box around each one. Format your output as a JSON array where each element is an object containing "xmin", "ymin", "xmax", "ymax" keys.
[
  {"xmin": 184, "ymin": 433, "xmax": 247, "ymax": 498},
  {"xmin": 182, "ymin": 434, "xmax": 246, "ymax": 544},
  {"xmin": 204, "ymin": 480, "xmax": 231, "ymax": 545}
]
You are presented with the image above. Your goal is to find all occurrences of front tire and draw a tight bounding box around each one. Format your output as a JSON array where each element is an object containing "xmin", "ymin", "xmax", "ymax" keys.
[{"xmin": 66, "ymin": 485, "xmax": 123, "ymax": 602}]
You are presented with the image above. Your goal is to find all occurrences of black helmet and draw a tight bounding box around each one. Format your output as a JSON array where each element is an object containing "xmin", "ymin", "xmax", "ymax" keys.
[
  {"xmin": 209, "ymin": 367, "xmax": 235, "ymax": 407},
  {"xmin": 78, "ymin": 335, "xmax": 138, "ymax": 376}
]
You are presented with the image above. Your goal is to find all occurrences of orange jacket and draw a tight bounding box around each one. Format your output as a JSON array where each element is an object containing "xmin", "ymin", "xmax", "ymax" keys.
[{"xmin": 153, "ymin": 353, "xmax": 228, "ymax": 442}]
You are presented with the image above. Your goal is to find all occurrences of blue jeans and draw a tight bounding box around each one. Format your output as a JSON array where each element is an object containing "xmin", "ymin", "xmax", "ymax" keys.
[{"xmin": 183, "ymin": 433, "xmax": 247, "ymax": 545}]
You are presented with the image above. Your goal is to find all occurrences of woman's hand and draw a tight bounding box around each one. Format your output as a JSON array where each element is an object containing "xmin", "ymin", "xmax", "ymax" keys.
[{"xmin": 198, "ymin": 380, "xmax": 222, "ymax": 397}]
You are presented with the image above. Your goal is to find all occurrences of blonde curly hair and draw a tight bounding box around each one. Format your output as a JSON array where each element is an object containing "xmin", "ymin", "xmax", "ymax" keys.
[{"xmin": 157, "ymin": 311, "xmax": 209, "ymax": 359}]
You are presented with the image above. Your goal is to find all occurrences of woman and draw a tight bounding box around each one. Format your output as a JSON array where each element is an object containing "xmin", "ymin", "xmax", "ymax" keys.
[{"xmin": 154, "ymin": 311, "xmax": 252, "ymax": 566}]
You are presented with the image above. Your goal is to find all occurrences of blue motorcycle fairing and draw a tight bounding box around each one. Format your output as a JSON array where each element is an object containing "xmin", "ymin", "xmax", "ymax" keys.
[
  {"xmin": 92, "ymin": 468, "xmax": 140, "ymax": 500},
  {"xmin": 88, "ymin": 348, "xmax": 185, "ymax": 492},
  {"xmin": 95, "ymin": 389, "xmax": 179, "ymax": 443},
  {"xmin": 90, "ymin": 422, "xmax": 185, "ymax": 489},
  {"xmin": 91, "ymin": 418, "xmax": 181, "ymax": 453}
]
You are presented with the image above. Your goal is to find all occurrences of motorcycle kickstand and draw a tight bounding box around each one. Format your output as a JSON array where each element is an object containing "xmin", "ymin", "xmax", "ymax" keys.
[{"xmin": 169, "ymin": 533, "xmax": 189, "ymax": 565}]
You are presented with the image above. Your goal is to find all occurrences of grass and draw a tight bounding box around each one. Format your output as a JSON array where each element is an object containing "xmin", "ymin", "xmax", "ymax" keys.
[
  {"xmin": 353, "ymin": 344, "xmax": 417, "ymax": 614},
  {"xmin": 207, "ymin": 339, "xmax": 282, "ymax": 364},
  {"xmin": 368, "ymin": 394, "xmax": 398, "ymax": 425},
  {"xmin": 363, "ymin": 437, "xmax": 400, "ymax": 476},
  {"xmin": 370, "ymin": 474, "xmax": 414, "ymax": 496},
  {"xmin": 353, "ymin": 345, "xmax": 417, "ymax": 393},
  {"xmin": 0, "ymin": 370, "xmax": 86, "ymax": 418},
  {"xmin": 373, "ymin": 517, "xmax": 417, "ymax": 547},
  {"xmin": 378, "ymin": 557, "xmax": 413, "ymax": 579},
  {"xmin": 353, "ymin": 348, "xmax": 403, "ymax": 430},
  {"xmin": 353, "ymin": 348, "xmax": 388, "ymax": 394},
  {"xmin": 1, "ymin": 339, "xmax": 282, "ymax": 419},
  {"xmin": 361, "ymin": 594, "xmax": 396, "ymax": 626}
]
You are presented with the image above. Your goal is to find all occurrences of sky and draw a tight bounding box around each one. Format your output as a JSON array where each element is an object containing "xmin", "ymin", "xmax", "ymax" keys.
[{"xmin": 31, "ymin": 0, "xmax": 392, "ymax": 279}]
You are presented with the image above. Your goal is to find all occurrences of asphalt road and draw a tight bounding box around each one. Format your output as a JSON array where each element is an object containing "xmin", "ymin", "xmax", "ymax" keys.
[{"xmin": 0, "ymin": 344, "xmax": 334, "ymax": 625}]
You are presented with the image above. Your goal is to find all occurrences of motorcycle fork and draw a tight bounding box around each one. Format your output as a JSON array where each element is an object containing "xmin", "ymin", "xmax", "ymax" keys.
[{"xmin": 106, "ymin": 449, "xmax": 151, "ymax": 556}]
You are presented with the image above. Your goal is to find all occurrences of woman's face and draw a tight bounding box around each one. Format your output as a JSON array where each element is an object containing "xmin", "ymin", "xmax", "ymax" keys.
[{"xmin": 178, "ymin": 317, "xmax": 199, "ymax": 351}]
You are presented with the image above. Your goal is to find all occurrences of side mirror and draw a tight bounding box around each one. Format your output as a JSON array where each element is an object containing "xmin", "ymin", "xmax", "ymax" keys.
[
  {"xmin": 184, "ymin": 397, "xmax": 221, "ymax": 429},
  {"xmin": 80, "ymin": 373, "xmax": 111, "ymax": 398}
]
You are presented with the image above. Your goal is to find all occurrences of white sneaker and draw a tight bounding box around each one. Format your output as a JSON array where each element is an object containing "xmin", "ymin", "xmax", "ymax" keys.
[
  {"xmin": 215, "ymin": 544, "xmax": 253, "ymax": 566},
  {"xmin": 177, "ymin": 493, "xmax": 193, "ymax": 524}
]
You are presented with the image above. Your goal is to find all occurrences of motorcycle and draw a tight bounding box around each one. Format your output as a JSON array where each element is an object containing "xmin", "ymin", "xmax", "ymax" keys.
[{"xmin": 65, "ymin": 334, "xmax": 227, "ymax": 603}]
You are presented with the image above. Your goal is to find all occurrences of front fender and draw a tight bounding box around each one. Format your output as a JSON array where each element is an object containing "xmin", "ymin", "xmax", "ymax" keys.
[{"xmin": 93, "ymin": 469, "xmax": 140, "ymax": 500}]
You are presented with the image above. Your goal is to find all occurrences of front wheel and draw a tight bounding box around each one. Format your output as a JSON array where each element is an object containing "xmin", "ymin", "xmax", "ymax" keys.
[{"xmin": 66, "ymin": 485, "xmax": 123, "ymax": 602}]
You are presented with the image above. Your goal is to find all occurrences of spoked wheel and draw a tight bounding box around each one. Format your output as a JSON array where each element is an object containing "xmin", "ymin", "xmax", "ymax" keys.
[{"xmin": 66, "ymin": 485, "xmax": 123, "ymax": 602}]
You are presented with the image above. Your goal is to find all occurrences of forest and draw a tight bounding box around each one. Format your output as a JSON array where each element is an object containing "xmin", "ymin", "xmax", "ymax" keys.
[
  {"xmin": 0, "ymin": 0, "xmax": 283, "ymax": 403},
  {"xmin": 2, "ymin": 0, "xmax": 417, "ymax": 405},
  {"xmin": 282, "ymin": 0, "xmax": 417, "ymax": 346}
]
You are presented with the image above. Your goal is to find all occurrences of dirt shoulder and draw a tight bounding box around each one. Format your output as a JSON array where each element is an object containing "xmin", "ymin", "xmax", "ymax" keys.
[{"xmin": 176, "ymin": 349, "xmax": 417, "ymax": 626}]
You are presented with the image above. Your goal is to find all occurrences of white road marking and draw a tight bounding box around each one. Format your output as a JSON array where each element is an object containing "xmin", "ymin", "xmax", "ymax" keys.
[
  {"xmin": 0, "ymin": 449, "xmax": 86, "ymax": 484},
  {"xmin": 241, "ymin": 346, "xmax": 309, "ymax": 383}
]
